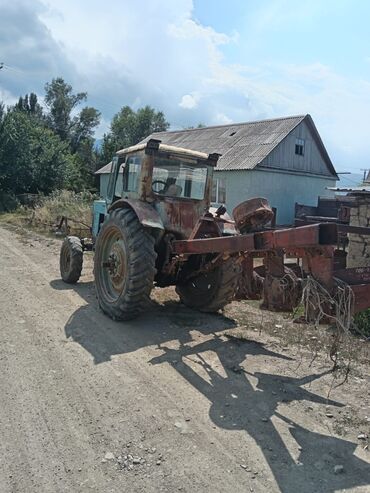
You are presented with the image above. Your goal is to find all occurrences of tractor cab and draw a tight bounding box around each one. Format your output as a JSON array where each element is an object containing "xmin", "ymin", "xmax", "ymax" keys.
[{"xmin": 92, "ymin": 139, "xmax": 220, "ymax": 239}]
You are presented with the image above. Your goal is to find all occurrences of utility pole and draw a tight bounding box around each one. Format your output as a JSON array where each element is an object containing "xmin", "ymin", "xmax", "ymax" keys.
[{"xmin": 360, "ymin": 168, "xmax": 369, "ymax": 182}]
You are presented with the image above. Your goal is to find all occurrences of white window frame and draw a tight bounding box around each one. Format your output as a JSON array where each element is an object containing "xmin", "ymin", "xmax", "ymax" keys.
[{"xmin": 212, "ymin": 177, "xmax": 226, "ymax": 204}]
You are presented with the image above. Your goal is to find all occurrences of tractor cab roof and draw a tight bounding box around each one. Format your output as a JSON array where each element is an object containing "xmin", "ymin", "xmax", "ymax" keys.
[{"xmin": 116, "ymin": 139, "xmax": 220, "ymax": 166}]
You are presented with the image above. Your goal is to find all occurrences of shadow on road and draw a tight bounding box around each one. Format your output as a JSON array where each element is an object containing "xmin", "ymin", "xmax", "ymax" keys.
[
  {"xmin": 50, "ymin": 279, "xmax": 237, "ymax": 363},
  {"xmin": 51, "ymin": 278, "xmax": 370, "ymax": 493},
  {"xmin": 150, "ymin": 338, "xmax": 370, "ymax": 493}
]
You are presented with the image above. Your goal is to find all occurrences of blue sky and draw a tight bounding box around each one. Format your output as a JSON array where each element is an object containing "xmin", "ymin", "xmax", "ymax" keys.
[
  {"xmin": 195, "ymin": 0, "xmax": 370, "ymax": 75},
  {"xmin": 1, "ymin": 0, "xmax": 370, "ymax": 177},
  {"xmin": 192, "ymin": 0, "xmax": 370, "ymax": 178}
]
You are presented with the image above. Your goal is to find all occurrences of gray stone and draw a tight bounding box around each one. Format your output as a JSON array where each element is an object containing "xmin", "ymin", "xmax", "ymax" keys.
[{"xmin": 334, "ymin": 465, "xmax": 344, "ymax": 474}]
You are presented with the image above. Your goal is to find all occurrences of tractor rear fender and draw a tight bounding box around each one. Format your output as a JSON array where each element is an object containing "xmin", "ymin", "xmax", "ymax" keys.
[{"xmin": 108, "ymin": 199, "xmax": 164, "ymax": 232}]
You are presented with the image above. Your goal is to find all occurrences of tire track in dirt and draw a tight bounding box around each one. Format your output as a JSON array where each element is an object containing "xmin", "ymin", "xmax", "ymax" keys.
[{"xmin": 0, "ymin": 226, "xmax": 265, "ymax": 492}]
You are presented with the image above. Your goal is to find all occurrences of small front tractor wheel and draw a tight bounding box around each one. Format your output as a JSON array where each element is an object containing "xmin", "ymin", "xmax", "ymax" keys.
[
  {"xmin": 176, "ymin": 258, "xmax": 241, "ymax": 313},
  {"xmin": 94, "ymin": 208, "xmax": 157, "ymax": 321},
  {"xmin": 60, "ymin": 236, "xmax": 83, "ymax": 284}
]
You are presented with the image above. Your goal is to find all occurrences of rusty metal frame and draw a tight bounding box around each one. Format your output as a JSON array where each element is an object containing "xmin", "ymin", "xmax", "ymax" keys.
[
  {"xmin": 172, "ymin": 224, "xmax": 340, "ymax": 256},
  {"xmin": 171, "ymin": 222, "xmax": 370, "ymax": 315}
]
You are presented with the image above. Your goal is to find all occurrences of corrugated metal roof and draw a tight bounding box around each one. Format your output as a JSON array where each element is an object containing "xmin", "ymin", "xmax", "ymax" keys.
[
  {"xmin": 95, "ymin": 114, "xmax": 337, "ymax": 177},
  {"xmin": 141, "ymin": 115, "xmax": 307, "ymax": 171},
  {"xmin": 95, "ymin": 161, "xmax": 112, "ymax": 174},
  {"xmin": 327, "ymin": 186, "xmax": 370, "ymax": 193}
]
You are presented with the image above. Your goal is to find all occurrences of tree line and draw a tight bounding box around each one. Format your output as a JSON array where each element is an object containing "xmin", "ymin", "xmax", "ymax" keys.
[{"xmin": 0, "ymin": 77, "xmax": 170, "ymax": 197}]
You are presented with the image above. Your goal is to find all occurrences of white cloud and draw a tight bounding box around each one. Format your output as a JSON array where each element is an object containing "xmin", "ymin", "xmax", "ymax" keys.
[
  {"xmin": 214, "ymin": 113, "xmax": 233, "ymax": 125},
  {"xmin": 0, "ymin": 87, "xmax": 17, "ymax": 107},
  {"xmin": 1, "ymin": 0, "xmax": 369, "ymax": 171},
  {"xmin": 261, "ymin": 63, "xmax": 370, "ymax": 169},
  {"xmin": 34, "ymin": 0, "xmax": 242, "ymax": 128},
  {"xmin": 168, "ymin": 18, "xmax": 231, "ymax": 45},
  {"xmin": 179, "ymin": 93, "xmax": 200, "ymax": 109}
]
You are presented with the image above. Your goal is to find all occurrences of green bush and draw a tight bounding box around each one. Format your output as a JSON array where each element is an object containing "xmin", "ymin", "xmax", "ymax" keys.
[{"xmin": 0, "ymin": 191, "xmax": 19, "ymax": 212}]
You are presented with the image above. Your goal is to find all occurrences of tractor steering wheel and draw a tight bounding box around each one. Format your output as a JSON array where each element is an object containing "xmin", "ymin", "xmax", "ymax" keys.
[{"xmin": 152, "ymin": 180, "xmax": 167, "ymax": 194}]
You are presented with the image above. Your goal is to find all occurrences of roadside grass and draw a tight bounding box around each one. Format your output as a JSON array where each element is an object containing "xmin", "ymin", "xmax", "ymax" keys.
[
  {"xmin": 0, "ymin": 190, "xmax": 94, "ymax": 237},
  {"xmin": 0, "ymin": 210, "xmax": 29, "ymax": 227},
  {"xmin": 152, "ymin": 286, "xmax": 369, "ymax": 370},
  {"xmin": 354, "ymin": 309, "xmax": 370, "ymax": 338},
  {"xmin": 225, "ymin": 300, "xmax": 370, "ymax": 372}
]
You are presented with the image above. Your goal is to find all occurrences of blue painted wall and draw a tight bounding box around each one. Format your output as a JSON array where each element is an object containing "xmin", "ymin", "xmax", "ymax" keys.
[{"xmin": 215, "ymin": 168, "xmax": 335, "ymax": 225}]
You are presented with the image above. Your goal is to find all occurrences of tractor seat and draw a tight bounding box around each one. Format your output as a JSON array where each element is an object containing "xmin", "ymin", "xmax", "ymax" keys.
[{"xmin": 166, "ymin": 184, "xmax": 183, "ymax": 197}]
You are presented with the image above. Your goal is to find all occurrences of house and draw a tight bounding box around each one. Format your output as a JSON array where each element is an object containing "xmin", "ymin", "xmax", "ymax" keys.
[
  {"xmin": 95, "ymin": 161, "xmax": 114, "ymax": 199},
  {"xmin": 95, "ymin": 114, "xmax": 337, "ymax": 224}
]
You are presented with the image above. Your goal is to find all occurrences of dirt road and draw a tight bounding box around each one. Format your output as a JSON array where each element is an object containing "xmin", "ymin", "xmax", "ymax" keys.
[{"xmin": 0, "ymin": 224, "xmax": 370, "ymax": 493}]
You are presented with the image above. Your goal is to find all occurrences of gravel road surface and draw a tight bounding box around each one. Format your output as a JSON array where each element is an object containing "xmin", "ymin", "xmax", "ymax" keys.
[{"xmin": 0, "ymin": 225, "xmax": 369, "ymax": 493}]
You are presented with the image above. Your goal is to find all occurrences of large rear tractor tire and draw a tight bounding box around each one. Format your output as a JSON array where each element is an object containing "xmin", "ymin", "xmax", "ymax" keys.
[
  {"xmin": 176, "ymin": 258, "xmax": 241, "ymax": 313},
  {"xmin": 60, "ymin": 236, "xmax": 83, "ymax": 284},
  {"xmin": 94, "ymin": 208, "xmax": 157, "ymax": 321}
]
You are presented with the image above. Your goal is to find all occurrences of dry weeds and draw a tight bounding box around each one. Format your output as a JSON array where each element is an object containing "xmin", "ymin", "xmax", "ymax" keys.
[{"xmin": 0, "ymin": 190, "xmax": 93, "ymax": 236}]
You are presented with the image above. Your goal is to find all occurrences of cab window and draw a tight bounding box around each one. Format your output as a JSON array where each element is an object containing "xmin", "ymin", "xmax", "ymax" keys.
[
  {"xmin": 122, "ymin": 156, "xmax": 142, "ymax": 192},
  {"xmin": 152, "ymin": 157, "xmax": 208, "ymax": 200}
]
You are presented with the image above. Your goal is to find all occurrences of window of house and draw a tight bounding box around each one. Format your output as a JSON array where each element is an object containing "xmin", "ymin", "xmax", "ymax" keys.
[
  {"xmin": 211, "ymin": 178, "xmax": 226, "ymax": 204},
  {"xmin": 295, "ymin": 138, "xmax": 305, "ymax": 156}
]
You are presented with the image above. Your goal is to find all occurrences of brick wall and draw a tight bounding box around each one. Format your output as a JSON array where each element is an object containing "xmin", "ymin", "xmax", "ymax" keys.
[{"xmin": 347, "ymin": 196, "xmax": 370, "ymax": 268}]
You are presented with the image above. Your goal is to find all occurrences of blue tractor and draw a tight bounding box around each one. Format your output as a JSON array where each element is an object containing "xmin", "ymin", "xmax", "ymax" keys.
[{"xmin": 59, "ymin": 139, "xmax": 242, "ymax": 320}]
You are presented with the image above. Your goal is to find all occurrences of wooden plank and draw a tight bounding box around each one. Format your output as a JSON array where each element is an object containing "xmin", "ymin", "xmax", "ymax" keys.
[
  {"xmin": 295, "ymin": 218, "xmax": 320, "ymax": 227},
  {"xmin": 337, "ymin": 224, "xmax": 370, "ymax": 236},
  {"xmin": 295, "ymin": 203, "xmax": 318, "ymax": 217},
  {"xmin": 304, "ymin": 215, "xmax": 339, "ymax": 223},
  {"xmin": 335, "ymin": 267, "xmax": 370, "ymax": 284}
]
